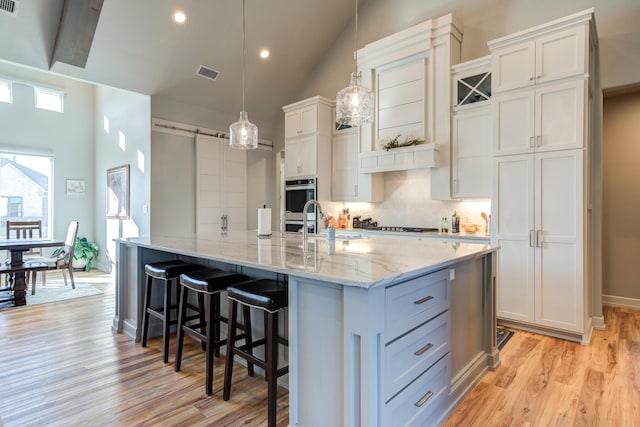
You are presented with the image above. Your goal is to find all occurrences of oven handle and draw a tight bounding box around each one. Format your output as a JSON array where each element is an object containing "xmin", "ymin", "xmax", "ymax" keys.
[{"xmin": 285, "ymin": 185, "xmax": 316, "ymax": 191}]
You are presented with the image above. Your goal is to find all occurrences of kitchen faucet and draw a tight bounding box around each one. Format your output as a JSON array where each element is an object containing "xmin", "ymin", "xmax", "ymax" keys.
[{"xmin": 302, "ymin": 199, "xmax": 324, "ymax": 242}]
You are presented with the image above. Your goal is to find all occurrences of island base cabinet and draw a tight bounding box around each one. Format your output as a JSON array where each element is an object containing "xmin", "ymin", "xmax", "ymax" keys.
[
  {"xmin": 384, "ymin": 354, "xmax": 451, "ymax": 427},
  {"xmin": 287, "ymin": 254, "xmax": 498, "ymax": 427}
]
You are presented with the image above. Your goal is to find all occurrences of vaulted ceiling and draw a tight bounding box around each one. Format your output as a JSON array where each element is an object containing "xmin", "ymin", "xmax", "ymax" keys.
[{"xmin": 0, "ymin": 0, "xmax": 368, "ymax": 127}]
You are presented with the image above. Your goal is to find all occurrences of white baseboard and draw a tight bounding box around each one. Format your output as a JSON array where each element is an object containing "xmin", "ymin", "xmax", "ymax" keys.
[{"xmin": 602, "ymin": 294, "xmax": 640, "ymax": 310}]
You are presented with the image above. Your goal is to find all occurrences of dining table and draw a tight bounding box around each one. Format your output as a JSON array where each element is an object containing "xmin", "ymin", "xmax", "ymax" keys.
[{"xmin": 0, "ymin": 238, "xmax": 64, "ymax": 306}]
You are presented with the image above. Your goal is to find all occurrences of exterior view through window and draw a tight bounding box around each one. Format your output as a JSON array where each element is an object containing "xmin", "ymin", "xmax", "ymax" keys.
[{"xmin": 0, "ymin": 152, "xmax": 53, "ymax": 238}]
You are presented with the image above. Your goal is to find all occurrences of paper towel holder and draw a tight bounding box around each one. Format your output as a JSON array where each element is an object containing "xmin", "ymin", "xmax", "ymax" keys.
[{"xmin": 258, "ymin": 205, "xmax": 272, "ymax": 238}]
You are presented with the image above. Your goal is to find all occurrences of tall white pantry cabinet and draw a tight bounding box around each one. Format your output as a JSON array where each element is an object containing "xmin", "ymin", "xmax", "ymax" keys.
[{"xmin": 490, "ymin": 9, "xmax": 599, "ymax": 343}]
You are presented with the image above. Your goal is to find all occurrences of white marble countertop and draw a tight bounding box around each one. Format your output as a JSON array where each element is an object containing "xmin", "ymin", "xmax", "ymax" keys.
[{"xmin": 119, "ymin": 231, "xmax": 497, "ymax": 289}]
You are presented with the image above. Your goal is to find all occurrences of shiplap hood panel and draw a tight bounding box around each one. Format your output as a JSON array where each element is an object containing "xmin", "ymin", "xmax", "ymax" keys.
[{"xmin": 356, "ymin": 13, "xmax": 462, "ymax": 199}]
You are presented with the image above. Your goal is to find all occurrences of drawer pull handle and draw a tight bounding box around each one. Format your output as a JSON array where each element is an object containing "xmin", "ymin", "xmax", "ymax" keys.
[
  {"xmin": 414, "ymin": 343, "xmax": 434, "ymax": 356},
  {"xmin": 414, "ymin": 295, "xmax": 434, "ymax": 305},
  {"xmin": 415, "ymin": 390, "xmax": 434, "ymax": 407}
]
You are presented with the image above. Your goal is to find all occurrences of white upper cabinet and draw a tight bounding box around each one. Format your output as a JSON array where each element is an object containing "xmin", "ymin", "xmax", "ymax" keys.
[
  {"xmin": 452, "ymin": 106, "xmax": 492, "ymax": 198},
  {"xmin": 491, "ymin": 25, "xmax": 587, "ymax": 93},
  {"xmin": 493, "ymin": 78, "xmax": 585, "ymax": 155},
  {"xmin": 283, "ymin": 96, "xmax": 332, "ymax": 181},
  {"xmin": 451, "ymin": 56, "xmax": 492, "ymax": 199},
  {"xmin": 332, "ymin": 127, "xmax": 383, "ymax": 202},
  {"xmin": 285, "ymin": 104, "xmax": 318, "ymax": 139}
]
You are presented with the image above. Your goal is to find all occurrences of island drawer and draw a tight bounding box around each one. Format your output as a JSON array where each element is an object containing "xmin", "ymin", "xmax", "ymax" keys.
[
  {"xmin": 384, "ymin": 353, "xmax": 450, "ymax": 426},
  {"xmin": 384, "ymin": 311, "xmax": 450, "ymax": 400},
  {"xmin": 385, "ymin": 268, "xmax": 450, "ymax": 341}
]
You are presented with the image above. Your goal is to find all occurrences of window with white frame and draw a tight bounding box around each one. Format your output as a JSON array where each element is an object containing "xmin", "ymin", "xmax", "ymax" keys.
[
  {"xmin": 0, "ymin": 152, "xmax": 53, "ymax": 238},
  {"xmin": 35, "ymin": 87, "xmax": 64, "ymax": 112},
  {"xmin": 0, "ymin": 80, "xmax": 11, "ymax": 104}
]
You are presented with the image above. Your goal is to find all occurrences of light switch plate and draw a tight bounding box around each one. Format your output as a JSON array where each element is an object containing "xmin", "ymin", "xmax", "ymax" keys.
[{"xmin": 450, "ymin": 269, "xmax": 455, "ymax": 281}]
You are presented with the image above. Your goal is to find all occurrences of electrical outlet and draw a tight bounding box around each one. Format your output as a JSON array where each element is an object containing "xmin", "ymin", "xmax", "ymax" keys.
[{"xmin": 450, "ymin": 269, "xmax": 455, "ymax": 281}]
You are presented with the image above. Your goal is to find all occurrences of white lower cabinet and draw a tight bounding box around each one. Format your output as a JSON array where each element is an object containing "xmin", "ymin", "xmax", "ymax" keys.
[
  {"xmin": 494, "ymin": 149, "xmax": 584, "ymax": 333},
  {"xmin": 383, "ymin": 268, "xmax": 451, "ymax": 426}
]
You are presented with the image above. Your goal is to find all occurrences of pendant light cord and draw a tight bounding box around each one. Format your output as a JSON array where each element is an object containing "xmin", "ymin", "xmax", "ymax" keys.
[
  {"xmin": 354, "ymin": 0, "xmax": 358, "ymax": 75},
  {"xmin": 242, "ymin": 0, "xmax": 246, "ymax": 114}
]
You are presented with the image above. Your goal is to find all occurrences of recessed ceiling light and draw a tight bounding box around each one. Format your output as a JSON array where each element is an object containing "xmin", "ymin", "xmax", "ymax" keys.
[
  {"xmin": 173, "ymin": 10, "xmax": 187, "ymax": 24},
  {"xmin": 259, "ymin": 49, "xmax": 270, "ymax": 59}
]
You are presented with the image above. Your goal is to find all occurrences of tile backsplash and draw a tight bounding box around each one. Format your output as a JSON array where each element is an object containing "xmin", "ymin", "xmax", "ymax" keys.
[{"xmin": 326, "ymin": 169, "xmax": 491, "ymax": 230}]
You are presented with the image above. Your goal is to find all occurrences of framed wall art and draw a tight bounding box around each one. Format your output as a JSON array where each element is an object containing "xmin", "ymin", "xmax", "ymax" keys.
[{"xmin": 66, "ymin": 179, "xmax": 86, "ymax": 195}]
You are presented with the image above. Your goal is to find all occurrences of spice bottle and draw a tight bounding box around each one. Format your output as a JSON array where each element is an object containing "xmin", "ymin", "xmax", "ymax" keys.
[{"xmin": 441, "ymin": 217, "xmax": 449, "ymax": 233}]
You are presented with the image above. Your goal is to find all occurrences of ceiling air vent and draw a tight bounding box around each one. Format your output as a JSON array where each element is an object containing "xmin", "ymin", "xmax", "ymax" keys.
[
  {"xmin": 0, "ymin": 0, "xmax": 16, "ymax": 15},
  {"xmin": 196, "ymin": 65, "xmax": 220, "ymax": 81}
]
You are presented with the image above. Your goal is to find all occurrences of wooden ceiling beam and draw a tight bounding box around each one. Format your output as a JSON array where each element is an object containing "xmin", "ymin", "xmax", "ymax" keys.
[{"xmin": 50, "ymin": 0, "xmax": 104, "ymax": 69}]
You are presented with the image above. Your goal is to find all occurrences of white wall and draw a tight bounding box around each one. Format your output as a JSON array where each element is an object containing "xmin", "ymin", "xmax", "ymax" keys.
[
  {"xmin": 94, "ymin": 85, "xmax": 151, "ymax": 272},
  {"xmin": 0, "ymin": 63, "xmax": 95, "ymax": 243},
  {"xmin": 602, "ymin": 92, "xmax": 640, "ymax": 301}
]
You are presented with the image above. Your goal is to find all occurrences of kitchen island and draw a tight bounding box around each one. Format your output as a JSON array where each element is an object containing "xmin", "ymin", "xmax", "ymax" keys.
[{"xmin": 114, "ymin": 231, "xmax": 499, "ymax": 426}]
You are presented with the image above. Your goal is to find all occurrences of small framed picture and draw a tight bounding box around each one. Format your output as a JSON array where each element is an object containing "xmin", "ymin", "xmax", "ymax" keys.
[
  {"xmin": 66, "ymin": 179, "xmax": 86, "ymax": 195},
  {"xmin": 106, "ymin": 164, "xmax": 130, "ymax": 219}
]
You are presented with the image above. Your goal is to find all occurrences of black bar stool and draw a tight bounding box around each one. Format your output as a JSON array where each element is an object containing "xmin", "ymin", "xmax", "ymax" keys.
[
  {"xmin": 141, "ymin": 260, "xmax": 204, "ymax": 363},
  {"xmin": 175, "ymin": 269, "xmax": 252, "ymax": 395},
  {"xmin": 223, "ymin": 279, "xmax": 289, "ymax": 427}
]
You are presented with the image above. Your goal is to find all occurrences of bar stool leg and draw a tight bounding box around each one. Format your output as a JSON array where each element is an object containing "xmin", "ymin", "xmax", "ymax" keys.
[
  {"xmin": 222, "ymin": 300, "xmax": 238, "ymax": 401},
  {"xmin": 266, "ymin": 311, "xmax": 279, "ymax": 427},
  {"xmin": 141, "ymin": 274, "xmax": 153, "ymax": 347},
  {"xmin": 175, "ymin": 286, "xmax": 189, "ymax": 372},
  {"xmin": 205, "ymin": 293, "xmax": 215, "ymax": 395},
  {"xmin": 198, "ymin": 293, "xmax": 207, "ymax": 351},
  {"xmin": 162, "ymin": 279, "xmax": 172, "ymax": 363},
  {"xmin": 244, "ymin": 305, "xmax": 254, "ymax": 377},
  {"xmin": 213, "ymin": 292, "xmax": 221, "ymax": 358}
]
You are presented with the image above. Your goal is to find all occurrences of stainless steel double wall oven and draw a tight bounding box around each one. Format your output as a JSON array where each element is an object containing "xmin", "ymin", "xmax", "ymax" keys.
[{"xmin": 284, "ymin": 178, "xmax": 317, "ymax": 233}]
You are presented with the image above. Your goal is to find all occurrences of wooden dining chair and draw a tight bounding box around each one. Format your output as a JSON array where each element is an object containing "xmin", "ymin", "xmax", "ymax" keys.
[
  {"xmin": 3, "ymin": 220, "xmax": 44, "ymax": 289},
  {"xmin": 6, "ymin": 220, "xmax": 44, "ymax": 256},
  {"xmin": 23, "ymin": 221, "xmax": 79, "ymax": 295}
]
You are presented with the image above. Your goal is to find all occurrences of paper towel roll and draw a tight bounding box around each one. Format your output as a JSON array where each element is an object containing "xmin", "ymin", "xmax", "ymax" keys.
[{"xmin": 258, "ymin": 207, "xmax": 272, "ymax": 236}]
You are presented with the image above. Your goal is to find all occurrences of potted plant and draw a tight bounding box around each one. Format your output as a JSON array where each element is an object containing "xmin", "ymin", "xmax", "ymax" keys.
[
  {"xmin": 72, "ymin": 237, "xmax": 100, "ymax": 271},
  {"xmin": 53, "ymin": 237, "xmax": 100, "ymax": 271}
]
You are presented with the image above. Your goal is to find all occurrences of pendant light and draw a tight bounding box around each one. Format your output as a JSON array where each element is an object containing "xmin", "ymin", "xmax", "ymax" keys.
[
  {"xmin": 229, "ymin": 0, "xmax": 258, "ymax": 150},
  {"xmin": 335, "ymin": 0, "xmax": 374, "ymax": 127}
]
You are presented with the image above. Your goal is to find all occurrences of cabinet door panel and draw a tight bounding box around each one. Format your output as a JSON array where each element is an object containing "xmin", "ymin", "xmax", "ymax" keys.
[
  {"xmin": 536, "ymin": 80, "xmax": 585, "ymax": 151},
  {"xmin": 332, "ymin": 132, "xmax": 358, "ymax": 200},
  {"xmin": 300, "ymin": 105, "xmax": 318, "ymax": 135},
  {"xmin": 284, "ymin": 140, "xmax": 300, "ymax": 178},
  {"xmin": 452, "ymin": 107, "xmax": 492, "ymax": 198},
  {"xmin": 535, "ymin": 150, "xmax": 583, "ymax": 332},
  {"xmin": 493, "ymin": 90, "xmax": 534, "ymax": 156},
  {"xmin": 495, "ymin": 155, "xmax": 535, "ymax": 323},
  {"xmin": 299, "ymin": 136, "xmax": 317, "ymax": 177},
  {"xmin": 536, "ymin": 27, "xmax": 586, "ymax": 84},
  {"xmin": 492, "ymin": 40, "xmax": 535, "ymax": 92},
  {"xmin": 285, "ymin": 111, "xmax": 301, "ymax": 139}
]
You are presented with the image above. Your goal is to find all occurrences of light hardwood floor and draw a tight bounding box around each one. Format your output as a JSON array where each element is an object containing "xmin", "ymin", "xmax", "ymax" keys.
[
  {"xmin": 1, "ymin": 271, "xmax": 639, "ymax": 426},
  {"xmin": 445, "ymin": 305, "xmax": 640, "ymax": 427},
  {"xmin": 0, "ymin": 271, "xmax": 288, "ymax": 427}
]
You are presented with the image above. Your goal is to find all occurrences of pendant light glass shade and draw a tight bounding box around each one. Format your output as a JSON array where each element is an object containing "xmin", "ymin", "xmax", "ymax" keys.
[
  {"xmin": 335, "ymin": 0, "xmax": 374, "ymax": 126},
  {"xmin": 229, "ymin": 0, "xmax": 258, "ymax": 150},
  {"xmin": 230, "ymin": 111, "xmax": 258, "ymax": 149},
  {"xmin": 336, "ymin": 72, "xmax": 374, "ymax": 126}
]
